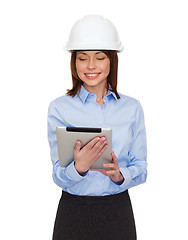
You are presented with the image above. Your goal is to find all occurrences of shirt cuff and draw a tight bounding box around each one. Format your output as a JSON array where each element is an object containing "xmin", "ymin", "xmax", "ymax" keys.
[
  {"xmin": 65, "ymin": 161, "xmax": 88, "ymax": 181},
  {"xmin": 119, "ymin": 167, "xmax": 132, "ymax": 187}
]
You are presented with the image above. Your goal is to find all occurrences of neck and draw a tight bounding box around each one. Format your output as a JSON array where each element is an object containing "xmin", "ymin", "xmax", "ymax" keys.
[{"xmin": 83, "ymin": 81, "xmax": 108, "ymax": 101}]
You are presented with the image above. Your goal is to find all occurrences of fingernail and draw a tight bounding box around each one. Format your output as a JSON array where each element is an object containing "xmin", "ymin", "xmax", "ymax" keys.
[{"xmin": 97, "ymin": 137, "xmax": 100, "ymax": 141}]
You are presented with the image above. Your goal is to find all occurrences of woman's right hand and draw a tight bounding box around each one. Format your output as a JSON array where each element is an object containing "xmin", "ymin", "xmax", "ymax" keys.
[{"xmin": 73, "ymin": 136, "xmax": 108, "ymax": 175}]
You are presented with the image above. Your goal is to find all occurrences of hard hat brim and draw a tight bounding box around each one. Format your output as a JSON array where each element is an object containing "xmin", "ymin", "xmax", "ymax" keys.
[{"xmin": 64, "ymin": 42, "xmax": 124, "ymax": 52}]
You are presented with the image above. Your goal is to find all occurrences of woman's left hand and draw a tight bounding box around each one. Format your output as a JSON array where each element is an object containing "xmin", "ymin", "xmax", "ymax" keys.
[{"xmin": 90, "ymin": 151, "xmax": 124, "ymax": 184}]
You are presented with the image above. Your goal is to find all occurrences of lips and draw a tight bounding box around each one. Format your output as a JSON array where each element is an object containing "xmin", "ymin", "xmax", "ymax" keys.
[{"xmin": 84, "ymin": 73, "xmax": 101, "ymax": 79}]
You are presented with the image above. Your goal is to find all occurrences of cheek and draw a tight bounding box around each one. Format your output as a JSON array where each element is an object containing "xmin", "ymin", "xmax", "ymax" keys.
[
  {"xmin": 75, "ymin": 61, "xmax": 80, "ymax": 73},
  {"xmin": 76, "ymin": 61, "xmax": 85, "ymax": 75},
  {"xmin": 101, "ymin": 61, "xmax": 110, "ymax": 75}
]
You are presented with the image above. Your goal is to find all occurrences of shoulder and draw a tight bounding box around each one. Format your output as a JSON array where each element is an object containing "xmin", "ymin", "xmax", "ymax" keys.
[
  {"xmin": 48, "ymin": 94, "xmax": 81, "ymax": 120},
  {"xmin": 118, "ymin": 92, "xmax": 141, "ymax": 108},
  {"xmin": 48, "ymin": 94, "xmax": 76, "ymax": 109},
  {"xmin": 117, "ymin": 93, "xmax": 145, "ymax": 122}
]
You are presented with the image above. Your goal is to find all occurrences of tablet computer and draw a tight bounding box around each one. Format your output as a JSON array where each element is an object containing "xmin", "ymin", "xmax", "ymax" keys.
[{"xmin": 56, "ymin": 127, "xmax": 112, "ymax": 169}]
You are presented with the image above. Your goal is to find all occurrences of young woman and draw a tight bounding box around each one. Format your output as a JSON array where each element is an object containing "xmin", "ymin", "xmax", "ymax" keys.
[{"xmin": 48, "ymin": 15, "xmax": 147, "ymax": 240}]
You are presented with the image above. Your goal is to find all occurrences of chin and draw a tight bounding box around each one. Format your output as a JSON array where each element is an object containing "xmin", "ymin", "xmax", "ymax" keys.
[{"xmin": 83, "ymin": 79, "xmax": 107, "ymax": 88}]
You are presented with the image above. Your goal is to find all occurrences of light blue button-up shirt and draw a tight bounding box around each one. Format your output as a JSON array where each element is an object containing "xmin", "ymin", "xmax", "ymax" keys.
[{"xmin": 48, "ymin": 85, "xmax": 147, "ymax": 196}]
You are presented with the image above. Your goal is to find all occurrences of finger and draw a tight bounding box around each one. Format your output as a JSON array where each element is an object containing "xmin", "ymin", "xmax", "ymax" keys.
[
  {"xmin": 85, "ymin": 136, "xmax": 101, "ymax": 149},
  {"xmin": 90, "ymin": 168, "xmax": 109, "ymax": 175},
  {"xmin": 98, "ymin": 143, "xmax": 108, "ymax": 156},
  {"xmin": 73, "ymin": 140, "xmax": 81, "ymax": 155},
  {"xmin": 92, "ymin": 137, "xmax": 107, "ymax": 152},
  {"xmin": 111, "ymin": 151, "xmax": 118, "ymax": 164},
  {"xmin": 103, "ymin": 163, "xmax": 116, "ymax": 169},
  {"xmin": 98, "ymin": 169, "xmax": 117, "ymax": 177},
  {"xmin": 106, "ymin": 170, "xmax": 116, "ymax": 176}
]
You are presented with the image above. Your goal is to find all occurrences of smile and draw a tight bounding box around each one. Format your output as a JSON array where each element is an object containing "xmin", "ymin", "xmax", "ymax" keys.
[{"xmin": 84, "ymin": 73, "xmax": 101, "ymax": 79}]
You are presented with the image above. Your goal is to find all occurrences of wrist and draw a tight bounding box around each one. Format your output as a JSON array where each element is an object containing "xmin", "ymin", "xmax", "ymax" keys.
[
  {"xmin": 74, "ymin": 162, "xmax": 88, "ymax": 176},
  {"xmin": 117, "ymin": 172, "xmax": 124, "ymax": 184}
]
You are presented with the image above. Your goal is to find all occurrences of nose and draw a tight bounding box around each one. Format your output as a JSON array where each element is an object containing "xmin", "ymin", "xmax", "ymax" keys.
[{"xmin": 87, "ymin": 58, "xmax": 96, "ymax": 70}]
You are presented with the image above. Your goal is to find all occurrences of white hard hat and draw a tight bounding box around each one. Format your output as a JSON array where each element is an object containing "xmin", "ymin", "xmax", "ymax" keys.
[{"xmin": 64, "ymin": 15, "xmax": 123, "ymax": 52}]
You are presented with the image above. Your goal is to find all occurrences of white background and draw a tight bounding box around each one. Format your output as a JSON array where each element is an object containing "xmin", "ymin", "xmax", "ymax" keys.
[{"xmin": 0, "ymin": 0, "xmax": 188, "ymax": 239}]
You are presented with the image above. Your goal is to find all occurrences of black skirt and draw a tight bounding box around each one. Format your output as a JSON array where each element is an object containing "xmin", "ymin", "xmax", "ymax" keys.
[{"xmin": 52, "ymin": 190, "xmax": 136, "ymax": 240}]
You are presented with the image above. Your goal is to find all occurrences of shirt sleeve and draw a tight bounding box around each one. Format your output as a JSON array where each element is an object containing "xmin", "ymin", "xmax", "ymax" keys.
[
  {"xmin": 118, "ymin": 101, "xmax": 148, "ymax": 189},
  {"xmin": 47, "ymin": 101, "xmax": 87, "ymax": 190}
]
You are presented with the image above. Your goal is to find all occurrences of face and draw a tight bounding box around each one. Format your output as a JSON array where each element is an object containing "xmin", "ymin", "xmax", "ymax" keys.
[{"xmin": 75, "ymin": 51, "xmax": 110, "ymax": 90}]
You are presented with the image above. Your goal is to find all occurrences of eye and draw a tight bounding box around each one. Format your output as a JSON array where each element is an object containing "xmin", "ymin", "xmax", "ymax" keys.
[
  {"xmin": 97, "ymin": 57, "xmax": 105, "ymax": 60},
  {"xmin": 79, "ymin": 58, "xmax": 87, "ymax": 61}
]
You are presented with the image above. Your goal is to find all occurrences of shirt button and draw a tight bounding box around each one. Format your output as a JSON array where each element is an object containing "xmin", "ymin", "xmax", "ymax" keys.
[{"xmin": 98, "ymin": 181, "xmax": 102, "ymax": 185}]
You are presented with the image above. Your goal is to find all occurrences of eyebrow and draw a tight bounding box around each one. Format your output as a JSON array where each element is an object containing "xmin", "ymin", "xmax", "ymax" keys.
[{"xmin": 77, "ymin": 51, "xmax": 103, "ymax": 55}]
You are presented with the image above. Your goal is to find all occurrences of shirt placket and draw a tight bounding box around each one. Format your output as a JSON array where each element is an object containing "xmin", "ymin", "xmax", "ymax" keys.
[{"xmin": 96, "ymin": 97, "xmax": 108, "ymax": 128}]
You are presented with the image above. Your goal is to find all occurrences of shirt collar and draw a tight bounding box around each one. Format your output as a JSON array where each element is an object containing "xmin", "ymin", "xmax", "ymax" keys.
[
  {"xmin": 78, "ymin": 84, "xmax": 118, "ymax": 103},
  {"xmin": 77, "ymin": 85, "xmax": 89, "ymax": 103}
]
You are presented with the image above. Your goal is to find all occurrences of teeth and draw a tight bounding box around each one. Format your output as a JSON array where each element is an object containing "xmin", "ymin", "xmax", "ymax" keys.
[{"xmin": 86, "ymin": 74, "xmax": 98, "ymax": 77}]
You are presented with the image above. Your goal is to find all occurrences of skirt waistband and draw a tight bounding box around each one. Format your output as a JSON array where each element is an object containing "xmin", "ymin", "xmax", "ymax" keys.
[{"xmin": 61, "ymin": 190, "xmax": 129, "ymax": 202}]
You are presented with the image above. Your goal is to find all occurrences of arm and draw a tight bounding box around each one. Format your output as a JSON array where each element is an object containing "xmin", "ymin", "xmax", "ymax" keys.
[
  {"xmin": 91, "ymin": 101, "xmax": 147, "ymax": 189},
  {"xmin": 48, "ymin": 101, "xmax": 108, "ymax": 189},
  {"xmin": 119, "ymin": 101, "xmax": 147, "ymax": 189},
  {"xmin": 48, "ymin": 101, "xmax": 86, "ymax": 190}
]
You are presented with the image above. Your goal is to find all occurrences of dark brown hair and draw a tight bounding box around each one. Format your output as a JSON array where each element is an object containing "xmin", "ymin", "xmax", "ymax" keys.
[{"xmin": 66, "ymin": 50, "xmax": 120, "ymax": 99}]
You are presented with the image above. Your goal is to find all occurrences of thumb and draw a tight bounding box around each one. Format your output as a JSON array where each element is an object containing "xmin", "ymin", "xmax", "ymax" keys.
[
  {"xmin": 74, "ymin": 140, "xmax": 81, "ymax": 155},
  {"xmin": 112, "ymin": 151, "xmax": 118, "ymax": 164}
]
